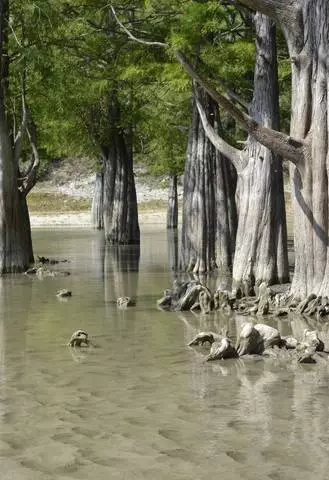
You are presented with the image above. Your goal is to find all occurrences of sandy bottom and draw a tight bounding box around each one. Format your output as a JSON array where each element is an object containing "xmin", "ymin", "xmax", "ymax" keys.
[{"xmin": 30, "ymin": 210, "xmax": 167, "ymax": 228}]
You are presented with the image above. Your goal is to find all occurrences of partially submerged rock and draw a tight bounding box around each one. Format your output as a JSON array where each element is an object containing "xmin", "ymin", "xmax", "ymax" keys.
[
  {"xmin": 38, "ymin": 256, "xmax": 69, "ymax": 265},
  {"xmin": 56, "ymin": 289, "xmax": 72, "ymax": 298},
  {"xmin": 188, "ymin": 323, "xmax": 327, "ymax": 365},
  {"xmin": 158, "ymin": 280, "xmax": 329, "ymax": 320},
  {"xmin": 68, "ymin": 330, "xmax": 89, "ymax": 347},
  {"xmin": 188, "ymin": 331, "xmax": 222, "ymax": 346},
  {"xmin": 206, "ymin": 338, "xmax": 238, "ymax": 361},
  {"xmin": 117, "ymin": 296, "xmax": 136, "ymax": 308}
]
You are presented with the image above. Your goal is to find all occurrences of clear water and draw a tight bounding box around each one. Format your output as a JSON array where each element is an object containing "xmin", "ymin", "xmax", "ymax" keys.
[{"xmin": 1, "ymin": 227, "xmax": 329, "ymax": 480}]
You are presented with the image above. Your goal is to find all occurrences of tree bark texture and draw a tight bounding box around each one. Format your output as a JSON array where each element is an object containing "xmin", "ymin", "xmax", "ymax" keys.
[
  {"xmin": 0, "ymin": 0, "xmax": 33, "ymax": 273},
  {"xmin": 91, "ymin": 171, "xmax": 104, "ymax": 230},
  {"xmin": 167, "ymin": 174, "xmax": 178, "ymax": 229},
  {"xmin": 238, "ymin": 0, "xmax": 329, "ymax": 298},
  {"xmin": 232, "ymin": 13, "xmax": 289, "ymax": 294},
  {"xmin": 284, "ymin": 0, "xmax": 329, "ymax": 297},
  {"xmin": 180, "ymin": 89, "xmax": 237, "ymax": 274},
  {"xmin": 103, "ymin": 96, "xmax": 140, "ymax": 245}
]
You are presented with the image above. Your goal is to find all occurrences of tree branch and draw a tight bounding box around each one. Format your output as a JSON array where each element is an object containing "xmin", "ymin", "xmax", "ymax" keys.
[
  {"xmin": 236, "ymin": 0, "xmax": 297, "ymax": 23},
  {"xmin": 109, "ymin": 5, "xmax": 167, "ymax": 47},
  {"xmin": 18, "ymin": 121, "xmax": 40, "ymax": 196},
  {"xmin": 194, "ymin": 89, "xmax": 244, "ymax": 172},
  {"xmin": 176, "ymin": 51, "xmax": 303, "ymax": 166},
  {"xmin": 13, "ymin": 92, "xmax": 28, "ymax": 164},
  {"xmin": 110, "ymin": 3, "xmax": 303, "ymax": 166}
]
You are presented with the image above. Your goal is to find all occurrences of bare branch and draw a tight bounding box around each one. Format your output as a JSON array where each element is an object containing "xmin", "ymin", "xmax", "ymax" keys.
[
  {"xmin": 14, "ymin": 92, "xmax": 28, "ymax": 164},
  {"xmin": 18, "ymin": 122, "xmax": 40, "ymax": 196},
  {"xmin": 194, "ymin": 89, "xmax": 244, "ymax": 172},
  {"xmin": 110, "ymin": 3, "xmax": 303, "ymax": 166},
  {"xmin": 176, "ymin": 51, "xmax": 303, "ymax": 166},
  {"xmin": 109, "ymin": 5, "xmax": 167, "ymax": 47}
]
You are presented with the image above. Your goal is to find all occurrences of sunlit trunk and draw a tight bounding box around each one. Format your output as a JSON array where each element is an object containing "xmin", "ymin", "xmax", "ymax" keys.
[
  {"xmin": 180, "ymin": 89, "xmax": 237, "ymax": 273},
  {"xmin": 167, "ymin": 173, "xmax": 178, "ymax": 229},
  {"xmin": 232, "ymin": 13, "xmax": 289, "ymax": 294}
]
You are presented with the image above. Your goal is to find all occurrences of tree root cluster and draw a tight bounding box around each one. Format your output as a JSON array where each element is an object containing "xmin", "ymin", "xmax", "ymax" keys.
[
  {"xmin": 24, "ymin": 257, "xmax": 71, "ymax": 278},
  {"xmin": 157, "ymin": 279, "xmax": 329, "ymax": 321},
  {"xmin": 188, "ymin": 323, "xmax": 326, "ymax": 364}
]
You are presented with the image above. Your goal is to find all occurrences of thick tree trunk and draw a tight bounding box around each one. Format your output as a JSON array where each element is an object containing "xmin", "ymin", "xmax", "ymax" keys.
[
  {"xmin": 230, "ymin": 14, "xmax": 289, "ymax": 294},
  {"xmin": 102, "ymin": 100, "xmax": 140, "ymax": 245},
  {"xmin": 0, "ymin": 1, "xmax": 33, "ymax": 273},
  {"xmin": 235, "ymin": 0, "xmax": 329, "ymax": 300},
  {"xmin": 91, "ymin": 171, "xmax": 104, "ymax": 230},
  {"xmin": 287, "ymin": 0, "xmax": 329, "ymax": 298},
  {"xmin": 180, "ymin": 89, "xmax": 237, "ymax": 274},
  {"xmin": 167, "ymin": 174, "xmax": 178, "ymax": 229},
  {"xmin": 0, "ymin": 112, "xmax": 32, "ymax": 272},
  {"xmin": 167, "ymin": 228, "xmax": 179, "ymax": 272},
  {"xmin": 215, "ymin": 144, "xmax": 237, "ymax": 272}
]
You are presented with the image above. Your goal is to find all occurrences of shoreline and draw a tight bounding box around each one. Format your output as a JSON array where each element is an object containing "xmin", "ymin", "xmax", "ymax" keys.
[{"xmin": 30, "ymin": 209, "xmax": 168, "ymax": 228}]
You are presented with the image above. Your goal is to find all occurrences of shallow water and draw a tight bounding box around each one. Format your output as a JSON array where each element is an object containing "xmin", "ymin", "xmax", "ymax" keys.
[{"xmin": 1, "ymin": 227, "xmax": 329, "ymax": 480}]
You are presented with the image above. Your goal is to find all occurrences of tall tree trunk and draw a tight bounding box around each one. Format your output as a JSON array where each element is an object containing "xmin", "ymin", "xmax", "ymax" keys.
[
  {"xmin": 91, "ymin": 171, "xmax": 104, "ymax": 230},
  {"xmin": 238, "ymin": 0, "xmax": 329, "ymax": 298},
  {"xmin": 215, "ymin": 132, "xmax": 237, "ymax": 272},
  {"xmin": 167, "ymin": 173, "xmax": 178, "ymax": 229},
  {"xmin": 103, "ymin": 95, "xmax": 140, "ymax": 245},
  {"xmin": 194, "ymin": 14, "xmax": 289, "ymax": 293},
  {"xmin": 0, "ymin": 0, "xmax": 33, "ymax": 272},
  {"xmin": 287, "ymin": 0, "xmax": 329, "ymax": 298},
  {"xmin": 232, "ymin": 13, "xmax": 289, "ymax": 295},
  {"xmin": 180, "ymin": 88, "xmax": 236, "ymax": 274},
  {"xmin": 167, "ymin": 228, "xmax": 179, "ymax": 272}
]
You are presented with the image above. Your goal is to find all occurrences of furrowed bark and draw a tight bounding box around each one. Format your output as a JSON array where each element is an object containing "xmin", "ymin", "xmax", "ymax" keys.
[
  {"xmin": 197, "ymin": 13, "xmax": 289, "ymax": 292},
  {"xmin": 286, "ymin": 0, "xmax": 329, "ymax": 298},
  {"xmin": 91, "ymin": 171, "xmax": 104, "ymax": 230},
  {"xmin": 176, "ymin": 51, "xmax": 303, "ymax": 167},
  {"xmin": 167, "ymin": 173, "xmax": 178, "ymax": 229},
  {"xmin": 180, "ymin": 88, "xmax": 237, "ymax": 273},
  {"xmin": 102, "ymin": 95, "xmax": 139, "ymax": 245},
  {"xmin": 0, "ymin": 0, "xmax": 33, "ymax": 272}
]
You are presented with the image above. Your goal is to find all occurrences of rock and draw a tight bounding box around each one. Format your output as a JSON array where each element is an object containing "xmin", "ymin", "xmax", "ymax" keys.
[
  {"xmin": 199, "ymin": 290, "xmax": 212, "ymax": 314},
  {"xmin": 297, "ymin": 344, "xmax": 317, "ymax": 364},
  {"xmin": 236, "ymin": 323, "xmax": 281, "ymax": 356},
  {"xmin": 117, "ymin": 296, "xmax": 137, "ymax": 308},
  {"xmin": 303, "ymin": 329, "xmax": 324, "ymax": 352},
  {"xmin": 68, "ymin": 330, "xmax": 89, "ymax": 347},
  {"xmin": 56, "ymin": 289, "xmax": 72, "ymax": 298},
  {"xmin": 296, "ymin": 293, "xmax": 317, "ymax": 314},
  {"xmin": 25, "ymin": 267, "xmax": 38, "ymax": 275},
  {"xmin": 281, "ymin": 336, "xmax": 298, "ymax": 349},
  {"xmin": 188, "ymin": 331, "xmax": 222, "ymax": 346},
  {"xmin": 206, "ymin": 338, "xmax": 238, "ymax": 361}
]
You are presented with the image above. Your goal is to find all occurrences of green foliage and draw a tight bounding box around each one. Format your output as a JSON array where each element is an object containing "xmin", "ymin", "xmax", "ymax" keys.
[{"xmin": 4, "ymin": 0, "xmax": 292, "ymax": 180}]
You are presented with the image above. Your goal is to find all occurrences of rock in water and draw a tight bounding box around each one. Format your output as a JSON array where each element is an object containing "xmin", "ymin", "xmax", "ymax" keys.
[
  {"xmin": 68, "ymin": 330, "xmax": 89, "ymax": 347},
  {"xmin": 56, "ymin": 289, "xmax": 72, "ymax": 298}
]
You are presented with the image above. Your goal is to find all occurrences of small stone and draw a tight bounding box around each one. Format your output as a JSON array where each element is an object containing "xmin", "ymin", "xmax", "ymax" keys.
[
  {"xmin": 56, "ymin": 289, "xmax": 72, "ymax": 298},
  {"xmin": 68, "ymin": 330, "xmax": 89, "ymax": 347}
]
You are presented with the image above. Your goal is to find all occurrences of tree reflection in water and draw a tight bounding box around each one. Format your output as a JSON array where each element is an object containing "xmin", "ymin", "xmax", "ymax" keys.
[
  {"xmin": 104, "ymin": 244, "xmax": 140, "ymax": 303},
  {"xmin": 180, "ymin": 311, "xmax": 329, "ymax": 476}
]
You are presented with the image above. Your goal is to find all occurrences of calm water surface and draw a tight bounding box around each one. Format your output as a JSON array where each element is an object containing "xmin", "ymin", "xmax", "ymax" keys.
[{"xmin": 1, "ymin": 226, "xmax": 329, "ymax": 480}]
